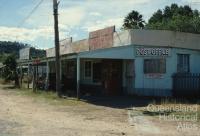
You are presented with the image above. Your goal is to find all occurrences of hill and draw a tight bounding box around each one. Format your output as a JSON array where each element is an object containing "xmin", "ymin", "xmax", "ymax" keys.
[{"xmin": 0, "ymin": 41, "xmax": 46, "ymax": 62}]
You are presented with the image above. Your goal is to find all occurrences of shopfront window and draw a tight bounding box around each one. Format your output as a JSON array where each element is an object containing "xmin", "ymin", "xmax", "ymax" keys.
[
  {"xmin": 84, "ymin": 61, "xmax": 92, "ymax": 78},
  {"xmin": 144, "ymin": 59, "xmax": 166, "ymax": 74},
  {"xmin": 93, "ymin": 62, "xmax": 101, "ymax": 83}
]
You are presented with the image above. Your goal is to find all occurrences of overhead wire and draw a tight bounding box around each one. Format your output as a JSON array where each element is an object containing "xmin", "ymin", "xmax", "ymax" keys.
[
  {"xmin": 15, "ymin": 0, "xmax": 45, "ymax": 46},
  {"xmin": 17, "ymin": 0, "xmax": 44, "ymax": 28}
]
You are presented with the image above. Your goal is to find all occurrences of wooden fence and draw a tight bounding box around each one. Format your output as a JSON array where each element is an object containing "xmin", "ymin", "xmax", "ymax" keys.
[{"xmin": 172, "ymin": 73, "xmax": 200, "ymax": 97}]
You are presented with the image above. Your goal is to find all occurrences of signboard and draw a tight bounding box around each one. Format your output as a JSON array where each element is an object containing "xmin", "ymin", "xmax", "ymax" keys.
[
  {"xmin": 89, "ymin": 26, "xmax": 115, "ymax": 50},
  {"xmin": 135, "ymin": 47, "xmax": 171, "ymax": 57},
  {"xmin": 33, "ymin": 58, "xmax": 40, "ymax": 65},
  {"xmin": 60, "ymin": 37, "xmax": 72, "ymax": 46},
  {"xmin": 19, "ymin": 47, "xmax": 30, "ymax": 60},
  {"xmin": 46, "ymin": 47, "xmax": 55, "ymax": 58},
  {"xmin": 145, "ymin": 73, "xmax": 164, "ymax": 79},
  {"xmin": 46, "ymin": 37, "xmax": 72, "ymax": 58}
]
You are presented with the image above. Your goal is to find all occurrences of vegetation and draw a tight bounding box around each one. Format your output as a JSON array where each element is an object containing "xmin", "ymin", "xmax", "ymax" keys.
[
  {"xmin": 123, "ymin": 3, "xmax": 200, "ymax": 34},
  {"xmin": 122, "ymin": 10, "xmax": 145, "ymax": 29},
  {"xmin": 0, "ymin": 41, "xmax": 46, "ymax": 62},
  {"xmin": 2, "ymin": 54, "xmax": 19, "ymax": 87},
  {"xmin": 2, "ymin": 86, "xmax": 85, "ymax": 106}
]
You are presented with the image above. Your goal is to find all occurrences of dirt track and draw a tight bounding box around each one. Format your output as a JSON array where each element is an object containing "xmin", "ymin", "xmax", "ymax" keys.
[
  {"xmin": 0, "ymin": 85, "xmax": 199, "ymax": 136},
  {"xmin": 0, "ymin": 85, "xmax": 135, "ymax": 136}
]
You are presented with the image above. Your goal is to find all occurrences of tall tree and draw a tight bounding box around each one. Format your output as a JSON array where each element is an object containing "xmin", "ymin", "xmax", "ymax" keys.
[
  {"xmin": 122, "ymin": 10, "xmax": 145, "ymax": 29},
  {"xmin": 146, "ymin": 3, "xmax": 200, "ymax": 34}
]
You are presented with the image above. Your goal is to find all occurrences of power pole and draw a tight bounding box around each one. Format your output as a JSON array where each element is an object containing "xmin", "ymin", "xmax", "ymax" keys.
[{"xmin": 53, "ymin": 0, "xmax": 61, "ymax": 97}]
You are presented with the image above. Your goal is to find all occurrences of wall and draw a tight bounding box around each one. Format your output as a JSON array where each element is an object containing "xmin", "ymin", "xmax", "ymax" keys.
[
  {"xmin": 46, "ymin": 29, "xmax": 200, "ymax": 58},
  {"xmin": 46, "ymin": 39, "xmax": 89, "ymax": 57},
  {"xmin": 133, "ymin": 47, "xmax": 200, "ymax": 96},
  {"xmin": 89, "ymin": 26, "xmax": 115, "ymax": 50},
  {"xmin": 113, "ymin": 30, "xmax": 131, "ymax": 47},
  {"xmin": 71, "ymin": 39, "xmax": 89, "ymax": 53},
  {"xmin": 130, "ymin": 29, "xmax": 200, "ymax": 50}
]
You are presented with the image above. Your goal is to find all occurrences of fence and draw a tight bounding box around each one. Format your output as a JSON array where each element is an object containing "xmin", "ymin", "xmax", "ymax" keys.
[{"xmin": 172, "ymin": 73, "xmax": 200, "ymax": 97}]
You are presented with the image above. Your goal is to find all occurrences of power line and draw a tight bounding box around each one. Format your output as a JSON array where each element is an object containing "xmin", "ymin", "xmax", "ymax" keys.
[
  {"xmin": 15, "ymin": 0, "xmax": 44, "ymax": 42},
  {"xmin": 17, "ymin": 0, "xmax": 44, "ymax": 28}
]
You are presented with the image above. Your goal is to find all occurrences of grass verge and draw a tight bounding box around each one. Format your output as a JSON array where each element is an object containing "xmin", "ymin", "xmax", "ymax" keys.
[{"xmin": 1, "ymin": 84, "xmax": 86, "ymax": 106}]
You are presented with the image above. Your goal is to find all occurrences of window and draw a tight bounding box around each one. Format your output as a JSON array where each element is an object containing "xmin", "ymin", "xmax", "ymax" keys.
[
  {"xmin": 177, "ymin": 54, "xmax": 190, "ymax": 73},
  {"xmin": 84, "ymin": 61, "xmax": 92, "ymax": 78},
  {"xmin": 93, "ymin": 62, "xmax": 101, "ymax": 83},
  {"xmin": 144, "ymin": 59, "xmax": 166, "ymax": 74},
  {"xmin": 66, "ymin": 61, "xmax": 76, "ymax": 78}
]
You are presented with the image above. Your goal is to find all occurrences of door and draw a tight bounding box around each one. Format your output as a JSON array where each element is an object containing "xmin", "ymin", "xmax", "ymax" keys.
[
  {"xmin": 102, "ymin": 60, "xmax": 122, "ymax": 96},
  {"xmin": 125, "ymin": 60, "xmax": 135, "ymax": 94}
]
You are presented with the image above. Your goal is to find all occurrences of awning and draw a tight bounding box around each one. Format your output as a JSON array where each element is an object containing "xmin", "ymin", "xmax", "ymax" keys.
[{"xmin": 78, "ymin": 45, "xmax": 134, "ymax": 59}]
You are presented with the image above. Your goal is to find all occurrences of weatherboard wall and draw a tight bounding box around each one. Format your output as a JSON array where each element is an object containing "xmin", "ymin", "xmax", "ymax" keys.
[{"xmin": 133, "ymin": 47, "xmax": 200, "ymax": 96}]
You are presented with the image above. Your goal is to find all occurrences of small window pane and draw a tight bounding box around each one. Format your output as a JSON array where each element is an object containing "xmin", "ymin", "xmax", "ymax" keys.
[
  {"xmin": 177, "ymin": 54, "xmax": 190, "ymax": 73},
  {"xmin": 144, "ymin": 59, "xmax": 166, "ymax": 74},
  {"xmin": 85, "ymin": 61, "xmax": 91, "ymax": 78}
]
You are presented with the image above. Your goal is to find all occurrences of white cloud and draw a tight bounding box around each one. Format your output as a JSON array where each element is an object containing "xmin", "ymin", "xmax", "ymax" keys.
[
  {"xmin": 0, "ymin": 26, "xmax": 54, "ymax": 42},
  {"xmin": 59, "ymin": 6, "xmax": 85, "ymax": 27},
  {"xmin": 83, "ymin": 17, "xmax": 123, "ymax": 32},
  {"xmin": 2, "ymin": 0, "xmax": 200, "ymax": 49},
  {"xmin": 89, "ymin": 12, "xmax": 102, "ymax": 16}
]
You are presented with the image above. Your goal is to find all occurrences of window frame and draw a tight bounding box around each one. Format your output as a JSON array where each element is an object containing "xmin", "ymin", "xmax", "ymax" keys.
[
  {"xmin": 84, "ymin": 60, "xmax": 92, "ymax": 79},
  {"xmin": 143, "ymin": 58, "xmax": 166, "ymax": 74},
  {"xmin": 177, "ymin": 54, "xmax": 190, "ymax": 73}
]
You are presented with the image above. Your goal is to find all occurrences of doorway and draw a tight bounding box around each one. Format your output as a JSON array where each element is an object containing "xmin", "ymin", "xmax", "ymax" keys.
[
  {"xmin": 125, "ymin": 60, "xmax": 135, "ymax": 94},
  {"xmin": 102, "ymin": 60, "xmax": 122, "ymax": 96}
]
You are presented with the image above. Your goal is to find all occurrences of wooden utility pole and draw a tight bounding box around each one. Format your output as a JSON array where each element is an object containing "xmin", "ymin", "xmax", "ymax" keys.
[{"xmin": 53, "ymin": 0, "xmax": 61, "ymax": 97}]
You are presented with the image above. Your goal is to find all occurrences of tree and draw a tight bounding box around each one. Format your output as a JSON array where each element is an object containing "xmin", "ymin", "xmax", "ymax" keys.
[
  {"xmin": 3, "ymin": 54, "xmax": 19, "ymax": 87},
  {"xmin": 122, "ymin": 10, "xmax": 145, "ymax": 29},
  {"xmin": 0, "ymin": 41, "xmax": 46, "ymax": 62},
  {"xmin": 149, "ymin": 9, "xmax": 163, "ymax": 24},
  {"xmin": 146, "ymin": 3, "xmax": 200, "ymax": 34}
]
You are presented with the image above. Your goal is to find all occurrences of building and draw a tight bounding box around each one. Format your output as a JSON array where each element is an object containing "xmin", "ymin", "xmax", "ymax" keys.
[{"xmin": 18, "ymin": 26, "xmax": 200, "ymax": 97}]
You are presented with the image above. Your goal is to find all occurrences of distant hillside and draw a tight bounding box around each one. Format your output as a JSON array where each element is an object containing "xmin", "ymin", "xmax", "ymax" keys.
[{"xmin": 0, "ymin": 41, "xmax": 46, "ymax": 62}]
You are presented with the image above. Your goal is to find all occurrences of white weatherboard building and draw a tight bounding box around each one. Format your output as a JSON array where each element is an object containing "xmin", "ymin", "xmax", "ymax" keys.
[{"xmin": 19, "ymin": 26, "xmax": 200, "ymax": 97}]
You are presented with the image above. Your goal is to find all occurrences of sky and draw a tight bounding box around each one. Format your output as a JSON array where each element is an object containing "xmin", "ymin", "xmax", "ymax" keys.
[{"xmin": 0, "ymin": 0, "xmax": 199, "ymax": 49}]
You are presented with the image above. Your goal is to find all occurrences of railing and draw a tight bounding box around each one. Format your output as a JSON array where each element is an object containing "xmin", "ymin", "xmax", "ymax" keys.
[{"xmin": 172, "ymin": 73, "xmax": 200, "ymax": 97}]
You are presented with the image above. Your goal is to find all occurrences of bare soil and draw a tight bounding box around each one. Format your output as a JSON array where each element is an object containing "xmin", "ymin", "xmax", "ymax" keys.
[{"xmin": 0, "ymin": 84, "xmax": 199, "ymax": 136}]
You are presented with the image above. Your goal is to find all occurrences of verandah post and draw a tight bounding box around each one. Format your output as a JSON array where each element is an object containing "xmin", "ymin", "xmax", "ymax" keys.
[{"xmin": 77, "ymin": 56, "xmax": 80, "ymax": 100}]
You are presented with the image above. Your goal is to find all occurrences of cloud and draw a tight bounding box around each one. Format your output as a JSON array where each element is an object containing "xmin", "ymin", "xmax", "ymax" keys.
[
  {"xmin": 0, "ymin": 26, "xmax": 54, "ymax": 42},
  {"xmin": 83, "ymin": 17, "xmax": 123, "ymax": 32},
  {"xmin": 89, "ymin": 12, "xmax": 102, "ymax": 17},
  {"xmin": 59, "ymin": 6, "xmax": 85, "ymax": 27},
  {"xmin": 2, "ymin": 0, "xmax": 200, "ymax": 49}
]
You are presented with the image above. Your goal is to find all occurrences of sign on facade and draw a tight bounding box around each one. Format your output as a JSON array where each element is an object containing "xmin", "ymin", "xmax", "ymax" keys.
[
  {"xmin": 89, "ymin": 26, "xmax": 115, "ymax": 50},
  {"xmin": 135, "ymin": 47, "xmax": 171, "ymax": 57},
  {"xmin": 19, "ymin": 47, "xmax": 30, "ymax": 60},
  {"xmin": 46, "ymin": 47, "xmax": 55, "ymax": 58},
  {"xmin": 46, "ymin": 37, "xmax": 72, "ymax": 58}
]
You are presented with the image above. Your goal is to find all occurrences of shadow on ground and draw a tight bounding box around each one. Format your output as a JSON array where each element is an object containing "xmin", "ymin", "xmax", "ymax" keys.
[
  {"xmin": 80, "ymin": 95, "xmax": 200, "ymax": 109},
  {"xmin": 80, "ymin": 95, "xmax": 155, "ymax": 109}
]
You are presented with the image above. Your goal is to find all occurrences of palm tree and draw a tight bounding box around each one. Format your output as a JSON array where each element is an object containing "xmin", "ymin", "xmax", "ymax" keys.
[{"xmin": 122, "ymin": 10, "xmax": 145, "ymax": 29}]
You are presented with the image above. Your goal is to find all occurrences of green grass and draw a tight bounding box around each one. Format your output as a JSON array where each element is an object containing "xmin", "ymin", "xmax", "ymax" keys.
[
  {"xmin": 0, "ymin": 78, "xmax": 12, "ymax": 85},
  {"xmin": 2, "ymin": 85, "xmax": 86, "ymax": 106}
]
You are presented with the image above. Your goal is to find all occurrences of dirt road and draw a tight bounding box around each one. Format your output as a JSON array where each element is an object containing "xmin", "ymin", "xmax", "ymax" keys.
[
  {"xmin": 0, "ymin": 85, "xmax": 199, "ymax": 136},
  {"xmin": 0, "ymin": 85, "xmax": 135, "ymax": 136}
]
